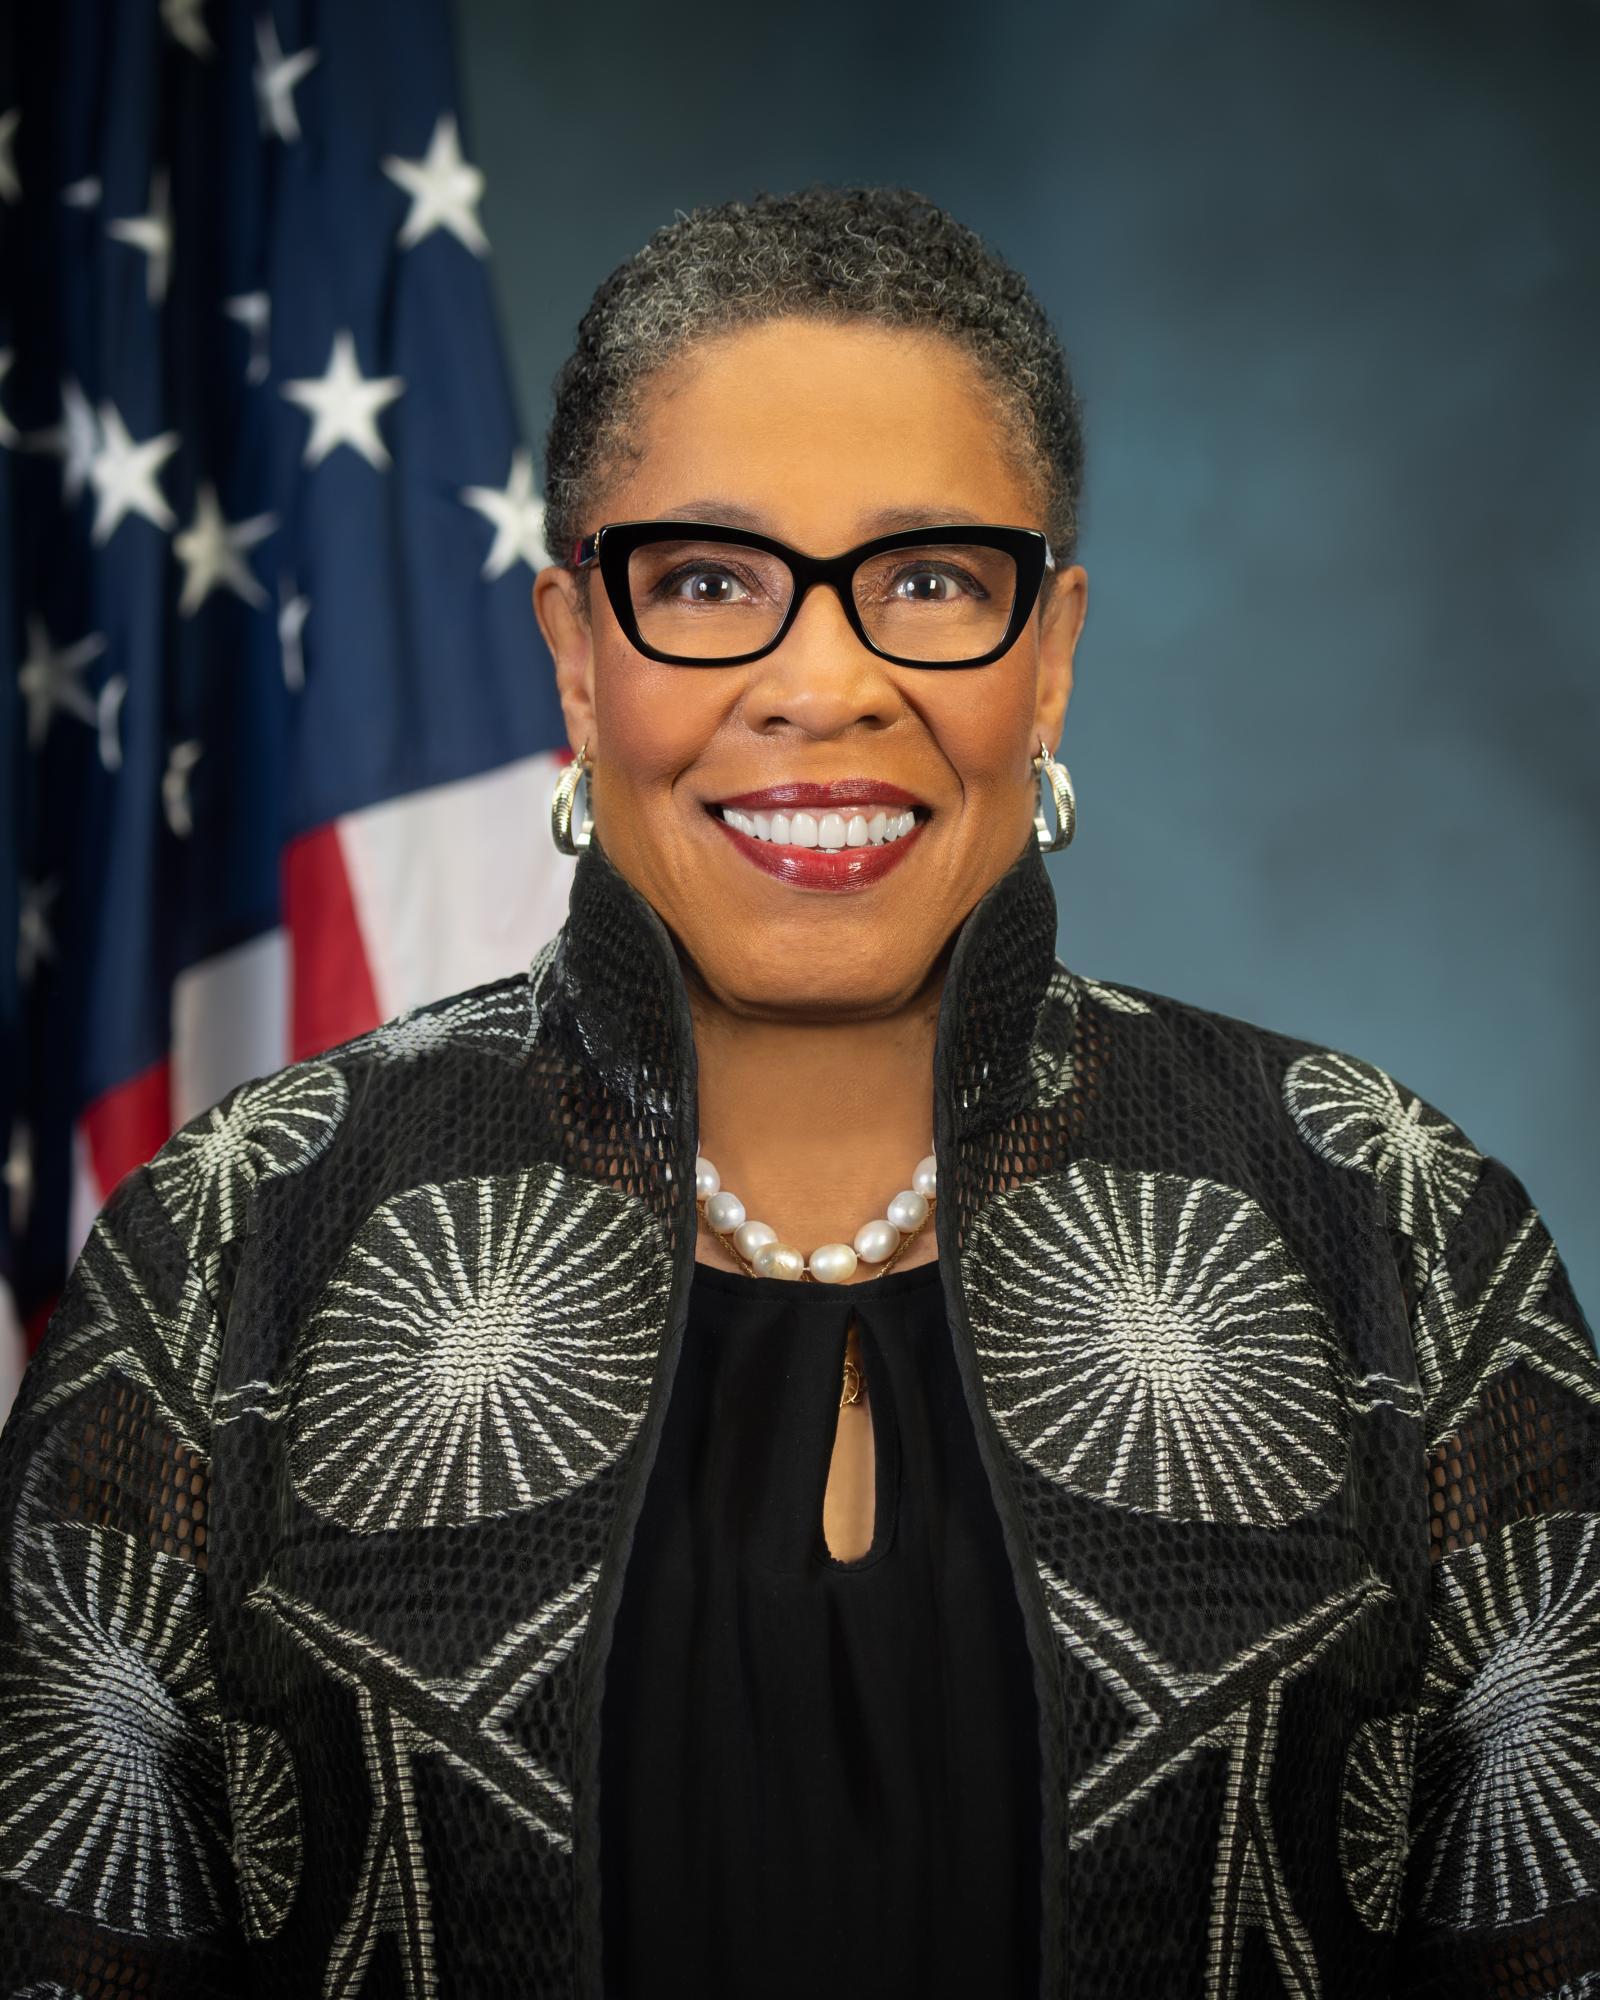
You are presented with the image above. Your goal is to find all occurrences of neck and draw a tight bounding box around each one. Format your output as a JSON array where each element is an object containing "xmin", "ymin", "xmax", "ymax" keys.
[
  {"xmin": 541, "ymin": 828, "xmax": 1063, "ymax": 1265},
  {"xmin": 688, "ymin": 970, "xmax": 945, "ymax": 1251}
]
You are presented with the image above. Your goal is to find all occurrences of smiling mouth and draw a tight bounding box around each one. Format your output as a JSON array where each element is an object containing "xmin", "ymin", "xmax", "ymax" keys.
[{"xmin": 706, "ymin": 802, "xmax": 929, "ymax": 851}]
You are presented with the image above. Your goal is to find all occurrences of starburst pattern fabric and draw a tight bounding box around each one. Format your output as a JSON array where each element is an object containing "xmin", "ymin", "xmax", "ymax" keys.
[
  {"xmin": 1411, "ymin": 1512, "xmax": 1600, "ymax": 1931},
  {"xmin": 323, "ymin": 943, "xmax": 560, "ymax": 1073},
  {"xmin": 0, "ymin": 1525, "xmax": 227, "ymax": 1938},
  {"xmin": 0, "ymin": 829, "xmax": 1596, "ymax": 1997},
  {"xmin": 1283, "ymin": 1049, "xmax": 1484, "ymax": 1258},
  {"xmin": 289, "ymin": 1169, "xmax": 669, "ymax": 1533},
  {"xmin": 966, "ymin": 1164, "xmax": 1346, "ymax": 1526},
  {"xmin": 1339, "ymin": 1714, "xmax": 1416, "ymax": 1933},
  {"xmin": 146, "ymin": 1063, "xmax": 348, "ymax": 1255},
  {"xmin": 222, "ymin": 1723, "xmax": 301, "ymax": 1942},
  {"xmin": 364, "ymin": 982, "xmax": 541, "ymax": 1066}
]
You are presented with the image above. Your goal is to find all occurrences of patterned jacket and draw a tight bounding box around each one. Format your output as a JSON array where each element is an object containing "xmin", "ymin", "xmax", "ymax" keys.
[{"xmin": 1, "ymin": 828, "xmax": 1597, "ymax": 1999}]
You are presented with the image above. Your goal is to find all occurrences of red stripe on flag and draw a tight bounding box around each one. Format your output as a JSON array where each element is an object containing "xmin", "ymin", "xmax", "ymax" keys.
[
  {"xmin": 81, "ymin": 1057, "xmax": 173, "ymax": 1202},
  {"xmin": 283, "ymin": 821, "xmax": 383, "ymax": 1061}
]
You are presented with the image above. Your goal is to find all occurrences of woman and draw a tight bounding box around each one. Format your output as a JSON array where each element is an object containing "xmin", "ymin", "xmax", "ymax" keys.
[{"xmin": 1, "ymin": 187, "xmax": 1596, "ymax": 2000}]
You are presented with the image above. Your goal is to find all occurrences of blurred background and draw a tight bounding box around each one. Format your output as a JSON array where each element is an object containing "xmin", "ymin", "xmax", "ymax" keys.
[
  {"xmin": 4, "ymin": 0, "xmax": 1597, "ymax": 1406},
  {"xmin": 463, "ymin": 0, "xmax": 1598, "ymax": 1295}
]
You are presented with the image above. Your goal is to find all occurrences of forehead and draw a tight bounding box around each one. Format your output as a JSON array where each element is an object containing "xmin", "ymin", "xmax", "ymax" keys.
[{"xmin": 605, "ymin": 317, "xmax": 1041, "ymax": 545}]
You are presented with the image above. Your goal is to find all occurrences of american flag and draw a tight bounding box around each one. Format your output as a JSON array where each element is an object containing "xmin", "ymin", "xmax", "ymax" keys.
[{"xmin": 1, "ymin": 0, "xmax": 576, "ymax": 1417}]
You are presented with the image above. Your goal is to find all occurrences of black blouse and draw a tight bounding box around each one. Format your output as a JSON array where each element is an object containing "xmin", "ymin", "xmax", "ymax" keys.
[{"xmin": 599, "ymin": 1253, "xmax": 1042, "ymax": 1999}]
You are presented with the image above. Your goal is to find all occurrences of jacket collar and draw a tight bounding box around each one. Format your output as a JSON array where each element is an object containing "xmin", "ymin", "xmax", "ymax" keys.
[{"xmin": 540, "ymin": 826, "xmax": 1066, "ymax": 1146}]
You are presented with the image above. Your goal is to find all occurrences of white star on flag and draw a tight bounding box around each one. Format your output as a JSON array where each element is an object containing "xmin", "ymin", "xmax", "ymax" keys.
[
  {"xmin": 460, "ymin": 448, "xmax": 548, "ymax": 580},
  {"xmin": 107, "ymin": 168, "xmax": 174, "ymax": 306},
  {"xmin": 224, "ymin": 291, "xmax": 272, "ymax": 384},
  {"xmin": 0, "ymin": 110, "xmax": 18, "ymax": 205},
  {"xmin": 18, "ymin": 879, "xmax": 59, "ymax": 985},
  {"xmin": 382, "ymin": 113, "xmax": 489, "ymax": 256},
  {"xmin": 278, "ymin": 576, "xmax": 311, "ymax": 690},
  {"xmin": 61, "ymin": 175, "xmax": 101, "ymax": 209},
  {"xmin": 163, "ymin": 741, "xmax": 204, "ymax": 838},
  {"xmin": 254, "ymin": 17, "xmax": 318, "ymax": 143},
  {"xmin": 19, "ymin": 616, "xmax": 108, "ymax": 751},
  {"xmin": 0, "ymin": 351, "xmax": 16, "ymax": 449},
  {"xmin": 97, "ymin": 676, "xmax": 128, "ymax": 772},
  {"xmin": 28, "ymin": 377, "xmax": 99, "ymax": 503},
  {"xmin": 162, "ymin": 0, "xmax": 213, "ymax": 57},
  {"xmin": 88, "ymin": 402, "xmax": 180, "ymax": 543},
  {"xmin": 281, "ymin": 330, "xmax": 404, "ymax": 470},
  {"xmin": 174, "ymin": 483, "xmax": 278, "ymax": 614}
]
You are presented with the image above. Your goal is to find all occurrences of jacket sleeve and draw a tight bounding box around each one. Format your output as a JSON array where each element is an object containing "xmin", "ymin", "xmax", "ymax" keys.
[
  {"xmin": 1396, "ymin": 1147, "xmax": 1600, "ymax": 1995},
  {"xmin": 0, "ymin": 1158, "xmax": 246, "ymax": 1996}
]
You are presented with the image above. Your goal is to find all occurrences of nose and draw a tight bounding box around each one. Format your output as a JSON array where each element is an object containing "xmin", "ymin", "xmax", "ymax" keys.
[{"xmin": 741, "ymin": 578, "xmax": 897, "ymax": 731}]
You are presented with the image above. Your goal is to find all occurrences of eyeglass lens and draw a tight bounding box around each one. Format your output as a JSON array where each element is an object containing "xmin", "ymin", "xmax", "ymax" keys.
[{"xmin": 624, "ymin": 536, "xmax": 1021, "ymax": 662}]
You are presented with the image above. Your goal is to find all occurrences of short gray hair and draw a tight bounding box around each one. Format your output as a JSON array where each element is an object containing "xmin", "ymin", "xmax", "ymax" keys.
[{"xmin": 542, "ymin": 185, "xmax": 1085, "ymax": 592}]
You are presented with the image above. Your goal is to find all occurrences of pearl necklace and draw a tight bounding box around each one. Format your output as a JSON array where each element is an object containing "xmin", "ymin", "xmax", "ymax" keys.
[{"xmin": 694, "ymin": 1149, "xmax": 938, "ymax": 1284}]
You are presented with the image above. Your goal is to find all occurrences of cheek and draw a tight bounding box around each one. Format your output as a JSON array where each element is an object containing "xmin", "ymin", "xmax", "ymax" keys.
[
  {"xmin": 591, "ymin": 648, "xmax": 723, "ymax": 794},
  {"xmin": 931, "ymin": 663, "xmax": 1039, "ymax": 798}
]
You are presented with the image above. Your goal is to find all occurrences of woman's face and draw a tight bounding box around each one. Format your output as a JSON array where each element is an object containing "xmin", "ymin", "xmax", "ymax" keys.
[{"xmin": 534, "ymin": 317, "xmax": 1088, "ymax": 1024}]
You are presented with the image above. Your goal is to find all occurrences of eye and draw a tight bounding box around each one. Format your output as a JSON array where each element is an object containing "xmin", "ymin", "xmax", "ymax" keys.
[
  {"xmin": 658, "ymin": 564, "xmax": 759, "ymax": 606},
  {"xmin": 887, "ymin": 563, "xmax": 988, "ymax": 604}
]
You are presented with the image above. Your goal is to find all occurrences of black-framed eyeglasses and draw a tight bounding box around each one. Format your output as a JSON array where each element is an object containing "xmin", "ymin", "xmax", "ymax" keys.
[{"xmin": 567, "ymin": 520, "xmax": 1055, "ymax": 668}]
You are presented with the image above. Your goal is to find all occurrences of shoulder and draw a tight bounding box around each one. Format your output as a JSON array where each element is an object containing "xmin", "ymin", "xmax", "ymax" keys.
[
  {"xmin": 1050, "ymin": 960, "xmax": 1344, "ymax": 1097},
  {"xmin": 1061, "ymin": 958, "xmax": 1454, "ymax": 1117},
  {"xmin": 1053, "ymin": 962, "xmax": 1498, "ymax": 1258},
  {"xmin": 132, "ymin": 946, "xmax": 559, "ymax": 1269},
  {"xmin": 317, "ymin": 939, "xmax": 558, "ymax": 1077}
]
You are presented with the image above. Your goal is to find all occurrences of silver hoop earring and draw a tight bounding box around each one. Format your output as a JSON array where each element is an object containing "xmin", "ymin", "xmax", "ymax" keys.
[
  {"xmin": 550, "ymin": 740, "xmax": 594, "ymax": 855},
  {"xmin": 1032, "ymin": 737, "xmax": 1076, "ymax": 852}
]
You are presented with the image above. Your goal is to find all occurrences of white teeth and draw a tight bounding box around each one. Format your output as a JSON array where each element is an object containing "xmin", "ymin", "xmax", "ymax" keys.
[{"xmin": 719, "ymin": 805, "xmax": 920, "ymax": 849}]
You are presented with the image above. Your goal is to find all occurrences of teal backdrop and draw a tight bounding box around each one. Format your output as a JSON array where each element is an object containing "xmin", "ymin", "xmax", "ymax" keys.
[{"xmin": 457, "ymin": 0, "xmax": 1599, "ymax": 1317}]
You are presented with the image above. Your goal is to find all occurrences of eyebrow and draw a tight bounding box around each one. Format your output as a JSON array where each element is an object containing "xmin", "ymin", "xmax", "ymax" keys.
[{"xmin": 655, "ymin": 499, "xmax": 990, "ymax": 538}]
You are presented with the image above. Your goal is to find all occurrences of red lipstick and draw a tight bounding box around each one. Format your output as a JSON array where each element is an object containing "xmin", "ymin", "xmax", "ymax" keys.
[
  {"xmin": 712, "ymin": 779, "xmax": 926, "ymax": 811},
  {"xmin": 706, "ymin": 790, "xmax": 929, "ymax": 892}
]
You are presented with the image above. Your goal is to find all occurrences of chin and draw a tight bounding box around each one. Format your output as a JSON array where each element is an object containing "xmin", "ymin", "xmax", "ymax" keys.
[{"xmin": 687, "ymin": 947, "xmax": 930, "ymax": 1019}]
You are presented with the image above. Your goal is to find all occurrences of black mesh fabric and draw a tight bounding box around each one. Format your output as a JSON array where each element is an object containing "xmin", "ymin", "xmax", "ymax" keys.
[{"xmin": 1, "ymin": 825, "xmax": 1596, "ymax": 1998}]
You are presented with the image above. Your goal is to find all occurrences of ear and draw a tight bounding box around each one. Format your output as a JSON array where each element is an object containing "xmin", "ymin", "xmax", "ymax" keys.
[
  {"xmin": 533, "ymin": 565, "xmax": 598, "ymax": 755},
  {"xmin": 1034, "ymin": 563, "xmax": 1087, "ymax": 751}
]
